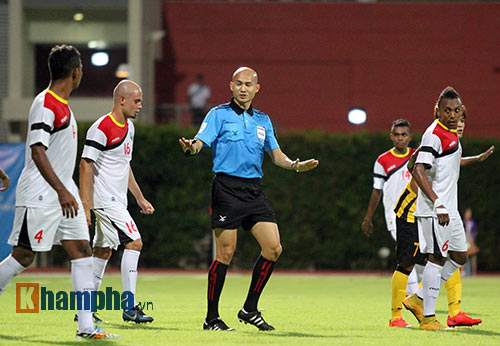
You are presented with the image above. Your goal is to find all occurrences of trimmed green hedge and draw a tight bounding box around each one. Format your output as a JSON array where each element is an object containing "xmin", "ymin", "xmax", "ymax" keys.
[{"xmin": 71, "ymin": 123, "xmax": 500, "ymax": 271}]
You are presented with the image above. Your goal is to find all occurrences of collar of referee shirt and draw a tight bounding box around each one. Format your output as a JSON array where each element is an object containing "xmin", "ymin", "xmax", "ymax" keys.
[{"xmin": 229, "ymin": 97, "xmax": 254, "ymax": 116}]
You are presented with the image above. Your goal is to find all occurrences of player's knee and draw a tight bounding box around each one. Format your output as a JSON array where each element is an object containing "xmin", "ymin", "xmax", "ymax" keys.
[
  {"xmin": 125, "ymin": 238, "xmax": 142, "ymax": 251},
  {"xmin": 73, "ymin": 240, "xmax": 92, "ymax": 258},
  {"xmin": 428, "ymin": 253, "xmax": 446, "ymax": 266},
  {"xmin": 12, "ymin": 247, "xmax": 35, "ymax": 267},
  {"xmin": 218, "ymin": 244, "xmax": 235, "ymax": 264},
  {"xmin": 450, "ymin": 252, "xmax": 467, "ymax": 266},
  {"xmin": 94, "ymin": 247, "xmax": 112, "ymax": 260},
  {"xmin": 398, "ymin": 262, "xmax": 415, "ymax": 273},
  {"xmin": 264, "ymin": 243, "xmax": 282, "ymax": 262}
]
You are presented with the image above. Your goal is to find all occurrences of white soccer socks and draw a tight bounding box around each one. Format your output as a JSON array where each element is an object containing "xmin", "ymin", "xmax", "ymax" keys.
[
  {"xmin": 0, "ymin": 254, "xmax": 26, "ymax": 296},
  {"xmin": 406, "ymin": 267, "xmax": 419, "ymax": 295},
  {"xmin": 121, "ymin": 249, "xmax": 140, "ymax": 307},
  {"xmin": 440, "ymin": 259, "xmax": 462, "ymax": 286},
  {"xmin": 422, "ymin": 261, "xmax": 443, "ymax": 317},
  {"xmin": 71, "ymin": 257, "xmax": 94, "ymax": 332},
  {"xmin": 92, "ymin": 256, "xmax": 108, "ymax": 291}
]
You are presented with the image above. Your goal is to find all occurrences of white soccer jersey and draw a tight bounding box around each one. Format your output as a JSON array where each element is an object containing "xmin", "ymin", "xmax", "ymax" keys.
[
  {"xmin": 15, "ymin": 89, "xmax": 80, "ymax": 207},
  {"xmin": 81, "ymin": 113, "xmax": 134, "ymax": 209},
  {"xmin": 373, "ymin": 147, "xmax": 415, "ymax": 231},
  {"xmin": 414, "ymin": 120, "xmax": 461, "ymax": 218}
]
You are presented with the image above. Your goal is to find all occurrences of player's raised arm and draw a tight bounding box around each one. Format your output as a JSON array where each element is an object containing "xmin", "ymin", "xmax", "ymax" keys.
[
  {"xmin": 266, "ymin": 147, "xmax": 319, "ymax": 172},
  {"xmin": 32, "ymin": 143, "xmax": 78, "ymax": 218},
  {"xmin": 0, "ymin": 168, "xmax": 10, "ymax": 192},
  {"xmin": 460, "ymin": 145, "xmax": 494, "ymax": 166}
]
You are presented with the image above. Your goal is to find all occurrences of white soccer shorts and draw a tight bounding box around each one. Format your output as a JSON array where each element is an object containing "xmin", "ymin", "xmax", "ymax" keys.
[
  {"xmin": 8, "ymin": 207, "xmax": 89, "ymax": 252},
  {"xmin": 92, "ymin": 208, "xmax": 141, "ymax": 250},
  {"xmin": 417, "ymin": 216, "xmax": 467, "ymax": 257}
]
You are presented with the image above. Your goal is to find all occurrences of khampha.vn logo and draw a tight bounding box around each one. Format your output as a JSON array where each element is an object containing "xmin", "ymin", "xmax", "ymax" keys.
[{"xmin": 15, "ymin": 283, "xmax": 150, "ymax": 313}]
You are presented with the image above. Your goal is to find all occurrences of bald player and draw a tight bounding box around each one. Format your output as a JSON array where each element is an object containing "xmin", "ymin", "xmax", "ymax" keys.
[
  {"xmin": 79, "ymin": 80, "xmax": 155, "ymax": 324},
  {"xmin": 180, "ymin": 67, "xmax": 319, "ymax": 331}
]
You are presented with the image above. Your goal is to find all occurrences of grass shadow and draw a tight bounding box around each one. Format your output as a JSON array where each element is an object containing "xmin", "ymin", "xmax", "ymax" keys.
[
  {"xmin": 107, "ymin": 322, "xmax": 177, "ymax": 331},
  {"xmin": 239, "ymin": 330, "xmax": 347, "ymax": 338},
  {"xmin": 0, "ymin": 333, "xmax": 115, "ymax": 345}
]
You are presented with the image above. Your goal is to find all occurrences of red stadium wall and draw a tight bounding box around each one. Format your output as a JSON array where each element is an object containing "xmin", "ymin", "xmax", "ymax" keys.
[{"xmin": 156, "ymin": 2, "xmax": 500, "ymax": 136}]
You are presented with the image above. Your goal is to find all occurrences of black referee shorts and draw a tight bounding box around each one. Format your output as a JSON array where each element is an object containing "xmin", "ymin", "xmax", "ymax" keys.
[
  {"xmin": 396, "ymin": 216, "xmax": 426, "ymax": 266},
  {"xmin": 211, "ymin": 173, "xmax": 276, "ymax": 231}
]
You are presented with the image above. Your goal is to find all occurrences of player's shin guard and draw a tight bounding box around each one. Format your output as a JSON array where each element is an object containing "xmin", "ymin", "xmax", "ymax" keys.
[
  {"xmin": 392, "ymin": 266, "xmax": 410, "ymax": 320},
  {"xmin": 444, "ymin": 269, "xmax": 462, "ymax": 317},
  {"xmin": 406, "ymin": 267, "xmax": 418, "ymax": 295},
  {"xmin": 122, "ymin": 249, "xmax": 140, "ymax": 306},
  {"xmin": 207, "ymin": 260, "xmax": 228, "ymax": 320},
  {"xmin": 440, "ymin": 259, "xmax": 462, "ymax": 285},
  {"xmin": 422, "ymin": 261, "xmax": 443, "ymax": 317},
  {"xmin": 72, "ymin": 257, "xmax": 94, "ymax": 332},
  {"xmin": 0, "ymin": 254, "xmax": 26, "ymax": 296},
  {"xmin": 243, "ymin": 255, "xmax": 275, "ymax": 312},
  {"xmin": 93, "ymin": 257, "xmax": 108, "ymax": 291}
]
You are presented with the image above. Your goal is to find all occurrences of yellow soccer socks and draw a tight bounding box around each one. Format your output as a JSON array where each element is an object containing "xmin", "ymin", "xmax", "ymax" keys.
[
  {"xmin": 445, "ymin": 269, "xmax": 462, "ymax": 318},
  {"xmin": 391, "ymin": 267, "xmax": 410, "ymax": 321}
]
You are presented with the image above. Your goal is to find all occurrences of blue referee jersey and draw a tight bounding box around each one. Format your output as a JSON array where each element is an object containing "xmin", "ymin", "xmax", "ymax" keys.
[{"xmin": 195, "ymin": 98, "xmax": 280, "ymax": 178}]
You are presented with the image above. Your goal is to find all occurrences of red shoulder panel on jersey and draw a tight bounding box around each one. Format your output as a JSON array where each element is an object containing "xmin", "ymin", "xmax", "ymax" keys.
[
  {"xmin": 44, "ymin": 92, "xmax": 71, "ymax": 131},
  {"xmin": 377, "ymin": 148, "xmax": 414, "ymax": 175},
  {"xmin": 433, "ymin": 122, "xmax": 459, "ymax": 152},
  {"xmin": 97, "ymin": 115, "xmax": 129, "ymax": 148}
]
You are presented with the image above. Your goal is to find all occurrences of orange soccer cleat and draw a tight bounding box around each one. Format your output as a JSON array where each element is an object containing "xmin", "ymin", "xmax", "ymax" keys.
[
  {"xmin": 389, "ymin": 317, "xmax": 413, "ymax": 328},
  {"xmin": 447, "ymin": 311, "xmax": 482, "ymax": 327},
  {"xmin": 402, "ymin": 293, "xmax": 423, "ymax": 323},
  {"xmin": 419, "ymin": 317, "xmax": 450, "ymax": 330}
]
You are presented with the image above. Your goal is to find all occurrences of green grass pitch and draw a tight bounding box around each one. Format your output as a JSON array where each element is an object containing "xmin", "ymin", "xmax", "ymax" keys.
[{"xmin": 1, "ymin": 273, "xmax": 499, "ymax": 345}]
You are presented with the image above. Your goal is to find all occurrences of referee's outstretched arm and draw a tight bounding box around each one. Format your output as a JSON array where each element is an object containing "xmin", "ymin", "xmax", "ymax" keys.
[
  {"xmin": 179, "ymin": 137, "xmax": 204, "ymax": 156},
  {"xmin": 267, "ymin": 148, "xmax": 319, "ymax": 173}
]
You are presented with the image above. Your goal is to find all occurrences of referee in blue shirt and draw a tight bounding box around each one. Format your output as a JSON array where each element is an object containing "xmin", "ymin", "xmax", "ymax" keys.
[{"xmin": 179, "ymin": 67, "xmax": 319, "ymax": 331}]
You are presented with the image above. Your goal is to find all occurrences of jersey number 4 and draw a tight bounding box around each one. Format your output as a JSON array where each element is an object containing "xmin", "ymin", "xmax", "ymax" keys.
[{"xmin": 34, "ymin": 230, "xmax": 44, "ymax": 244}]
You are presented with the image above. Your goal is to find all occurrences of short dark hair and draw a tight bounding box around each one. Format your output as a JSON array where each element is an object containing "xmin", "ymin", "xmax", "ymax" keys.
[
  {"xmin": 391, "ymin": 119, "xmax": 412, "ymax": 133},
  {"xmin": 48, "ymin": 45, "xmax": 81, "ymax": 81},
  {"xmin": 461, "ymin": 105, "xmax": 467, "ymax": 120},
  {"xmin": 436, "ymin": 86, "xmax": 462, "ymax": 108}
]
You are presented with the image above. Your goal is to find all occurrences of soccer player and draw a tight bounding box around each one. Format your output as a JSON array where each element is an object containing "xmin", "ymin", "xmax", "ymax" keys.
[
  {"xmin": 179, "ymin": 67, "xmax": 319, "ymax": 331},
  {"xmin": 0, "ymin": 44, "xmax": 118, "ymax": 339},
  {"xmin": 401, "ymin": 109, "xmax": 492, "ymax": 328},
  {"xmin": 361, "ymin": 119, "xmax": 421, "ymax": 296},
  {"xmin": 0, "ymin": 168, "xmax": 9, "ymax": 192},
  {"xmin": 79, "ymin": 80, "xmax": 155, "ymax": 324},
  {"xmin": 408, "ymin": 86, "xmax": 477, "ymax": 330}
]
